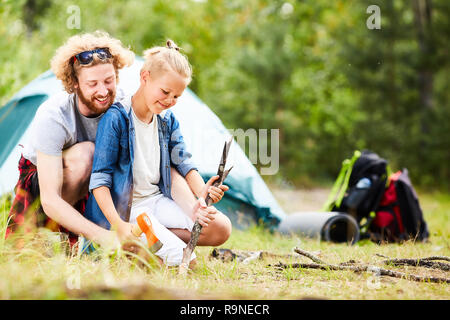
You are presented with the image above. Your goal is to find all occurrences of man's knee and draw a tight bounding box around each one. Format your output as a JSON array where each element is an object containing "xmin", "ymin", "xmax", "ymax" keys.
[{"xmin": 63, "ymin": 141, "xmax": 95, "ymax": 179}]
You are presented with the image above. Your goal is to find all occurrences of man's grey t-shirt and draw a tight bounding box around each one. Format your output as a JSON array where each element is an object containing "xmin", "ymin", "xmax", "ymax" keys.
[{"xmin": 22, "ymin": 88, "xmax": 127, "ymax": 165}]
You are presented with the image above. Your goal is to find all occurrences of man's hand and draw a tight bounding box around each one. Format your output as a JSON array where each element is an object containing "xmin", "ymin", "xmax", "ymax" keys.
[
  {"xmin": 113, "ymin": 221, "xmax": 142, "ymax": 254},
  {"xmin": 93, "ymin": 228, "xmax": 140, "ymax": 255},
  {"xmin": 93, "ymin": 229, "xmax": 121, "ymax": 251},
  {"xmin": 192, "ymin": 197, "xmax": 218, "ymax": 227},
  {"xmin": 201, "ymin": 175, "xmax": 229, "ymax": 204},
  {"xmin": 116, "ymin": 221, "xmax": 140, "ymax": 243}
]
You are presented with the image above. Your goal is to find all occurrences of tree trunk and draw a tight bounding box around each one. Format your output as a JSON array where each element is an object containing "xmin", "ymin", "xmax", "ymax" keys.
[{"xmin": 412, "ymin": 0, "xmax": 434, "ymax": 132}]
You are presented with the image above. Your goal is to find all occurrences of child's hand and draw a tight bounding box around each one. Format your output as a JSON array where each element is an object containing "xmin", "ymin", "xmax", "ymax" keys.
[
  {"xmin": 201, "ymin": 175, "xmax": 229, "ymax": 204},
  {"xmin": 193, "ymin": 197, "xmax": 218, "ymax": 228},
  {"xmin": 116, "ymin": 221, "xmax": 140, "ymax": 252}
]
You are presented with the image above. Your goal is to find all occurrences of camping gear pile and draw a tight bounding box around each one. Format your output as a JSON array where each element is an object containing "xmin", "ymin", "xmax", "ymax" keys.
[
  {"xmin": 323, "ymin": 150, "xmax": 429, "ymax": 243},
  {"xmin": 279, "ymin": 150, "xmax": 429, "ymax": 245}
]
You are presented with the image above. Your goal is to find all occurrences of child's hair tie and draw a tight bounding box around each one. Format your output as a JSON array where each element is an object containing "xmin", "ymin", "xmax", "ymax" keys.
[{"xmin": 166, "ymin": 39, "xmax": 180, "ymax": 51}]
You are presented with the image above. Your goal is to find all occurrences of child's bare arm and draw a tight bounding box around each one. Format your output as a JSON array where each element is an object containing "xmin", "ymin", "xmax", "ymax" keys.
[
  {"xmin": 93, "ymin": 186, "xmax": 136, "ymax": 242},
  {"xmin": 184, "ymin": 170, "xmax": 229, "ymax": 204}
]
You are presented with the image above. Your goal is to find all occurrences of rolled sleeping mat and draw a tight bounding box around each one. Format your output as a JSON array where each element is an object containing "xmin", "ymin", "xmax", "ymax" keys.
[{"xmin": 277, "ymin": 212, "xmax": 360, "ymax": 245}]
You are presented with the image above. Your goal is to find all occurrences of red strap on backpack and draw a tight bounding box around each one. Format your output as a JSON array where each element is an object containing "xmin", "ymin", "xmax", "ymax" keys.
[{"xmin": 377, "ymin": 171, "xmax": 405, "ymax": 234}]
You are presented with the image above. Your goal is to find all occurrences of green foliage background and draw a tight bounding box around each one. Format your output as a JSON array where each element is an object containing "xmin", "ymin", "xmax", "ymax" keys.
[{"xmin": 0, "ymin": 0, "xmax": 448, "ymax": 190}]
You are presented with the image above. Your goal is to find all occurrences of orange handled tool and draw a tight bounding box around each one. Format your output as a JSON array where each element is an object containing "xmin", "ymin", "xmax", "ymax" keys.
[{"xmin": 131, "ymin": 213, "xmax": 163, "ymax": 253}]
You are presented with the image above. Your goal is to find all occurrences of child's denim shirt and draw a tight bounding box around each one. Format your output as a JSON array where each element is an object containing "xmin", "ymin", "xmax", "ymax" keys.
[{"xmin": 84, "ymin": 101, "xmax": 197, "ymax": 229}]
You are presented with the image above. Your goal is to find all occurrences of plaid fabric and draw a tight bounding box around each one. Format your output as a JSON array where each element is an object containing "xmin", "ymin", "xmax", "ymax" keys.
[{"xmin": 7, "ymin": 155, "xmax": 87, "ymax": 247}]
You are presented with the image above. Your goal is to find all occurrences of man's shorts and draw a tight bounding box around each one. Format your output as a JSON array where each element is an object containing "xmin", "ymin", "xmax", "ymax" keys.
[
  {"xmin": 7, "ymin": 155, "xmax": 86, "ymax": 246},
  {"xmin": 130, "ymin": 194, "xmax": 196, "ymax": 266}
]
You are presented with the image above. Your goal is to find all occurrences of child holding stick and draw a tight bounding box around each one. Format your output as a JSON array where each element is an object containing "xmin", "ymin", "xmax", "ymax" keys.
[{"xmin": 85, "ymin": 40, "xmax": 232, "ymax": 267}]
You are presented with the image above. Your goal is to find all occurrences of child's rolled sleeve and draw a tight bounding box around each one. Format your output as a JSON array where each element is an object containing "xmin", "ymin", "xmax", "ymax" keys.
[
  {"xmin": 176, "ymin": 160, "xmax": 198, "ymax": 178},
  {"xmin": 89, "ymin": 109, "xmax": 122, "ymax": 193},
  {"xmin": 89, "ymin": 172, "xmax": 113, "ymax": 192}
]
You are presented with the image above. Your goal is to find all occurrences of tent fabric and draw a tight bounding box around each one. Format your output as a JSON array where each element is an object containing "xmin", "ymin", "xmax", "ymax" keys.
[
  {"xmin": 0, "ymin": 95, "xmax": 47, "ymax": 166},
  {"xmin": 0, "ymin": 58, "xmax": 286, "ymax": 229}
]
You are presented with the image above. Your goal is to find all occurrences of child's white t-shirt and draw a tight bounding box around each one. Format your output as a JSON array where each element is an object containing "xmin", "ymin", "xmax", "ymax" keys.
[{"xmin": 131, "ymin": 108, "xmax": 161, "ymax": 205}]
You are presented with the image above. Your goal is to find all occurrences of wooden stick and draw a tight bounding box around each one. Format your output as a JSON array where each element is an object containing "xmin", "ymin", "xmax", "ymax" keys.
[
  {"xmin": 286, "ymin": 247, "xmax": 450, "ymax": 284},
  {"xmin": 179, "ymin": 174, "xmax": 228, "ymax": 275},
  {"xmin": 273, "ymin": 261, "xmax": 450, "ymax": 283},
  {"xmin": 179, "ymin": 139, "xmax": 233, "ymax": 275},
  {"xmin": 421, "ymin": 256, "xmax": 450, "ymax": 262},
  {"xmin": 384, "ymin": 259, "xmax": 450, "ymax": 271},
  {"xmin": 293, "ymin": 247, "xmax": 328, "ymax": 265},
  {"xmin": 178, "ymin": 220, "xmax": 203, "ymax": 275},
  {"xmin": 376, "ymin": 253, "xmax": 450, "ymax": 262},
  {"xmin": 375, "ymin": 254, "xmax": 450, "ymax": 271}
]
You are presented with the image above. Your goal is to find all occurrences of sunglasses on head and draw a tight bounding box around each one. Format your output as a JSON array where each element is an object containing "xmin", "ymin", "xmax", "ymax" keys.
[{"xmin": 72, "ymin": 48, "xmax": 112, "ymax": 65}]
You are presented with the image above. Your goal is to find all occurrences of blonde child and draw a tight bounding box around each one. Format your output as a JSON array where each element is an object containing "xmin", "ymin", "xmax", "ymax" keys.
[{"xmin": 85, "ymin": 40, "xmax": 232, "ymax": 267}]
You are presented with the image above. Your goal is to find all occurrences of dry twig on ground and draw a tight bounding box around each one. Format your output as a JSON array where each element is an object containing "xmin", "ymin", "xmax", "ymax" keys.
[
  {"xmin": 375, "ymin": 254, "xmax": 450, "ymax": 271},
  {"xmin": 270, "ymin": 247, "xmax": 450, "ymax": 284}
]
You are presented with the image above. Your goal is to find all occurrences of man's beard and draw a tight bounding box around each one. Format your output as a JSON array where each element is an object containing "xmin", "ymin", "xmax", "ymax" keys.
[{"xmin": 76, "ymin": 88, "xmax": 116, "ymax": 116}]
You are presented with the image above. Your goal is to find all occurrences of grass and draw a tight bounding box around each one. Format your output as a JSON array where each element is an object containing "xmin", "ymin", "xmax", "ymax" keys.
[{"xmin": 0, "ymin": 188, "xmax": 448, "ymax": 300}]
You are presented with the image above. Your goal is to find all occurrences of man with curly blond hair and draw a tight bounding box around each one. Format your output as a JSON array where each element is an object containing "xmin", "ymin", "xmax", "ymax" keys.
[{"xmin": 8, "ymin": 31, "xmax": 135, "ymax": 248}]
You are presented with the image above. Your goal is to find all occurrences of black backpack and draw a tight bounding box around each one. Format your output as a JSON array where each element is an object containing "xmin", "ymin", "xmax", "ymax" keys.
[
  {"xmin": 324, "ymin": 150, "xmax": 429, "ymax": 243},
  {"xmin": 369, "ymin": 168, "xmax": 429, "ymax": 242}
]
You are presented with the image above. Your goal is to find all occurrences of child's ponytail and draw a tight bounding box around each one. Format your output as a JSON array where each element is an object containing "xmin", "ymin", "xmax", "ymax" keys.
[{"xmin": 142, "ymin": 39, "xmax": 192, "ymax": 82}]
